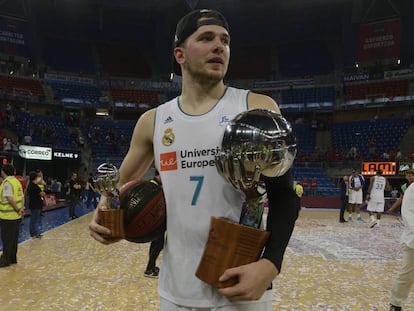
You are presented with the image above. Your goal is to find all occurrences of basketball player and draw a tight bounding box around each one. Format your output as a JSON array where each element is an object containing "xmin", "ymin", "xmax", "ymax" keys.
[
  {"xmin": 389, "ymin": 182, "xmax": 414, "ymax": 311},
  {"xmin": 366, "ymin": 169, "xmax": 390, "ymax": 228},
  {"xmin": 89, "ymin": 9, "xmax": 299, "ymax": 310},
  {"xmin": 348, "ymin": 169, "xmax": 365, "ymax": 222}
]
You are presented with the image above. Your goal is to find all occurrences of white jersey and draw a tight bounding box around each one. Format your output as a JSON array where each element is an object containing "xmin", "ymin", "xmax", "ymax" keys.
[
  {"xmin": 154, "ymin": 87, "xmax": 271, "ymax": 307},
  {"xmin": 369, "ymin": 175, "xmax": 386, "ymax": 203}
]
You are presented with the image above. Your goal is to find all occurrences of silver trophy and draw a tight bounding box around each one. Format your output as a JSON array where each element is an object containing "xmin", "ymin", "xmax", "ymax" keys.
[
  {"xmin": 215, "ymin": 109, "xmax": 297, "ymax": 227},
  {"xmin": 93, "ymin": 162, "xmax": 125, "ymax": 238},
  {"xmin": 196, "ymin": 109, "xmax": 297, "ymax": 288}
]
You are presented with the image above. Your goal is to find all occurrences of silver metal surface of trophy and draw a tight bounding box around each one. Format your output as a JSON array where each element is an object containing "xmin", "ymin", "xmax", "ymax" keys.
[
  {"xmin": 93, "ymin": 162, "xmax": 121, "ymax": 209},
  {"xmin": 215, "ymin": 109, "xmax": 297, "ymax": 228}
]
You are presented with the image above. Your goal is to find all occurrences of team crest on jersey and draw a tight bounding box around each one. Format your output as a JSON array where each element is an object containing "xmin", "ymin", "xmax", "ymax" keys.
[{"xmin": 162, "ymin": 128, "xmax": 175, "ymax": 146}]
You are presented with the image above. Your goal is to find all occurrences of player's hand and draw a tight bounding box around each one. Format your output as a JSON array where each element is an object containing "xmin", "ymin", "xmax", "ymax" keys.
[
  {"xmin": 88, "ymin": 205, "xmax": 121, "ymax": 244},
  {"xmin": 218, "ymin": 259, "xmax": 278, "ymax": 301}
]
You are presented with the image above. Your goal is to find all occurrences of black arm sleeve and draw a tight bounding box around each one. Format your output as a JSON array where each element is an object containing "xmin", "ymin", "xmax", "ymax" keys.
[{"xmin": 261, "ymin": 170, "xmax": 300, "ymax": 272}]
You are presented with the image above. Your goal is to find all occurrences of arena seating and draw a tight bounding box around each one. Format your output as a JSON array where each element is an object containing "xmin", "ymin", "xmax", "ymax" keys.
[
  {"xmin": 45, "ymin": 79, "xmax": 101, "ymax": 107},
  {"xmin": 292, "ymin": 123, "xmax": 316, "ymax": 154},
  {"xmin": 344, "ymin": 80, "xmax": 409, "ymax": 101},
  {"xmin": 82, "ymin": 119, "xmax": 135, "ymax": 160},
  {"xmin": 331, "ymin": 117, "xmax": 410, "ymax": 160},
  {"xmin": 15, "ymin": 111, "xmax": 77, "ymax": 149},
  {"xmin": 292, "ymin": 166, "xmax": 340, "ymax": 197},
  {"xmin": 281, "ymin": 86, "xmax": 335, "ymax": 110},
  {"xmin": 108, "ymin": 86, "xmax": 158, "ymax": 105},
  {"xmin": 0, "ymin": 74, "xmax": 44, "ymax": 98}
]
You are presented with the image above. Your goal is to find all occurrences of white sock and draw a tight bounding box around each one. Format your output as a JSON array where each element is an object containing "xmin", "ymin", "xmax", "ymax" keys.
[{"xmin": 370, "ymin": 215, "xmax": 376, "ymax": 222}]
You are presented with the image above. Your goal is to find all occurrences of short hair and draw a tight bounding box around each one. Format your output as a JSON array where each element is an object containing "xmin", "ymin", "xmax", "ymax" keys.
[
  {"xmin": 29, "ymin": 171, "xmax": 38, "ymax": 181},
  {"xmin": 1, "ymin": 164, "xmax": 15, "ymax": 176}
]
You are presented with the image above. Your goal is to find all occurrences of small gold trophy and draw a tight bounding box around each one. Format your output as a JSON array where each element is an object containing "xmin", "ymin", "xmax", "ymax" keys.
[{"xmin": 93, "ymin": 163, "xmax": 125, "ymax": 239}]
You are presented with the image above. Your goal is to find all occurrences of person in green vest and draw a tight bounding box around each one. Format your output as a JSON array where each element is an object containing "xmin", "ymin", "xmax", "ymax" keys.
[{"xmin": 0, "ymin": 163, "xmax": 25, "ymax": 267}]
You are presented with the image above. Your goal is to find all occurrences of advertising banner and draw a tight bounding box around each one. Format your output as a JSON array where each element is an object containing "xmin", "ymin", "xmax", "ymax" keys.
[
  {"xmin": 0, "ymin": 15, "xmax": 28, "ymax": 56},
  {"xmin": 18, "ymin": 145, "xmax": 52, "ymax": 161},
  {"xmin": 358, "ymin": 19, "xmax": 401, "ymax": 62}
]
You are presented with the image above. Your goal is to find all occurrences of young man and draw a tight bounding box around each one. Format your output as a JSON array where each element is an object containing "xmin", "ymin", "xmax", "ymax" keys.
[
  {"xmin": 0, "ymin": 164, "xmax": 25, "ymax": 267},
  {"xmin": 366, "ymin": 169, "xmax": 390, "ymax": 228},
  {"xmin": 26, "ymin": 171, "xmax": 46, "ymax": 238},
  {"xmin": 348, "ymin": 169, "xmax": 365, "ymax": 222},
  {"xmin": 389, "ymin": 182, "xmax": 414, "ymax": 311},
  {"xmin": 89, "ymin": 9, "xmax": 299, "ymax": 310}
]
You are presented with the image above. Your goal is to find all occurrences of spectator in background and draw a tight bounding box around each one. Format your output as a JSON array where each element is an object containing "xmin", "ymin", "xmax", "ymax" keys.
[
  {"xmin": 395, "ymin": 149, "xmax": 402, "ymax": 162},
  {"xmin": 68, "ymin": 172, "xmax": 82, "ymax": 219},
  {"xmin": 85, "ymin": 174, "xmax": 98, "ymax": 210},
  {"xmin": 310, "ymin": 176, "xmax": 318, "ymax": 196},
  {"xmin": 301, "ymin": 177, "xmax": 309, "ymax": 196},
  {"xmin": 26, "ymin": 171, "xmax": 45, "ymax": 238},
  {"xmin": 349, "ymin": 145, "xmax": 358, "ymax": 160}
]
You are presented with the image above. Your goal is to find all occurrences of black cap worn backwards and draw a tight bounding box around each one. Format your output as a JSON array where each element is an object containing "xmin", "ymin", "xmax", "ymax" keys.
[{"xmin": 172, "ymin": 9, "xmax": 229, "ymax": 75}]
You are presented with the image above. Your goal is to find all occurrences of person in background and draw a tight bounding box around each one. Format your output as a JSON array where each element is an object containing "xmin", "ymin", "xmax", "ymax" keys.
[
  {"xmin": 26, "ymin": 171, "xmax": 46, "ymax": 238},
  {"xmin": 0, "ymin": 164, "xmax": 24, "ymax": 267},
  {"xmin": 348, "ymin": 169, "xmax": 365, "ymax": 222},
  {"xmin": 89, "ymin": 9, "xmax": 299, "ymax": 310},
  {"xmin": 85, "ymin": 173, "xmax": 98, "ymax": 210},
  {"xmin": 388, "ymin": 169, "xmax": 414, "ymax": 214},
  {"xmin": 144, "ymin": 172, "xmax": 165, "ymax": 278},
  {"xmin": 310, "ymin": 176, "xmax": 318, "ymax": 196},
  {"xmin": 68, "ymin": 172, "xmax": 82, "ymax": 219},
  {"xmin": 389, "ymin": 182, "xmax": 414, "ymax": 311},
  {"xmin": 339, "ymin": 175, "xmax": 349, "ymax": 223},
  {"xmin": 366, "ymin": 169, "xmax": 390, "ymax": 228}
]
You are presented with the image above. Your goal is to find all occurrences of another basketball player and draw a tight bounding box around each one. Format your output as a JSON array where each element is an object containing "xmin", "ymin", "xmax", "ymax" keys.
[
  {"xmin": 89, "ymin": 9, "xmax": 299, "ymax": 310},
  {"xmin": 348, "ymin": 169, "xmax": 365, "ymax": 222},
  {"xmin": 366, "ymin": 169, "xmax": 390, "ymax": 228}
]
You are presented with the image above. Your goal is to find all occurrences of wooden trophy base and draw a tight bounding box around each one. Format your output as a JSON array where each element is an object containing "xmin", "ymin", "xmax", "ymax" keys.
[
  {"xmin": 99, "ymin": 209, "xmax": 125, "ymax": 239},
  {"xmin": 195, "ymin": 217, "xmax": 270, "ymax": 288}
]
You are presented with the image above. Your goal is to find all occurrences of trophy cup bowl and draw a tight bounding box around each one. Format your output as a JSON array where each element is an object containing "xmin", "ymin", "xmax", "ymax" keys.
[
  {"xmin": 93, "ymin": 163, "xmax": 125, "ymax": 239},
  {"xmin": 196, "ymin": 109, "xmax": 297, "ymax": 288}
]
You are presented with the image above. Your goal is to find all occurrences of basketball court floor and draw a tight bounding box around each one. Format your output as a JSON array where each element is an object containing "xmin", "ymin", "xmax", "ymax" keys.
[{"xmin": 0, "ymin": 208, "xmax": 412, "ymax": 311}]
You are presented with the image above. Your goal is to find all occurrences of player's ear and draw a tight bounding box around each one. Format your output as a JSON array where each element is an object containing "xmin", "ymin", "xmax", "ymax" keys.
[{"xmin": 174, "ymin": 47, "xmax": 185, "ymax": 66}]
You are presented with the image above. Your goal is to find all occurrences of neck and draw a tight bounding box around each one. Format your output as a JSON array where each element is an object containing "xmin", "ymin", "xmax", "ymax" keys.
[{"xmin": 179, "ymin": 76, "xmax": 226, "ymax": 115}]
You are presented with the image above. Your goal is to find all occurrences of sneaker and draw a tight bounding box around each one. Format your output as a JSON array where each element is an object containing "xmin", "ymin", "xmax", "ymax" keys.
[
  {"xmin": 390, "ymin": 305, "xmax": 402, "ymax": 311},
  {"xmin": 144, "ymin": 267, "xmax": 159, "ymax": 279},
  {"xmin": 370, "ymin": 221, "xmax": 378, "ymax": 229},
  {"xmin": 348, "ymin": 216, "xmax": 353, "ymax": 222},
  {"xmin": 357, "ymin": 216, "xmax": 365, "ymax": 222}
]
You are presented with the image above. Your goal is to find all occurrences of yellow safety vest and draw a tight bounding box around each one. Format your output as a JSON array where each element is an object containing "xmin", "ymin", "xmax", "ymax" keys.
[{"xmin": 0, "ymin": 177, "xmax": 23, "ymax": 220}]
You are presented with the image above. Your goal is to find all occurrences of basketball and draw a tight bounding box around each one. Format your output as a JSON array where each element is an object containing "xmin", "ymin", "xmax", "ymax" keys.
[{"xmin": 119, "ymin": 178, "xmax": 166, "ymax": 243}]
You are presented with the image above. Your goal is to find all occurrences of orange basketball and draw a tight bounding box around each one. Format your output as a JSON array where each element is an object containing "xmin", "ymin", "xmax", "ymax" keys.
[{"xmin": 119, "ymin": 178, "xmax": 166, "ymax": 243}]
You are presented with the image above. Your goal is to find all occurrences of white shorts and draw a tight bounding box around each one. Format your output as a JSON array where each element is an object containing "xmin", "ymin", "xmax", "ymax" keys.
[
  {"xmin": 348, "ymin": 189, "xmax": 363, "ymax": 204},
  {"xmin": 367, "ymin": 200, "xmax": 385, "ymax": 213},
  {"xmin": 159, "ymin": 290, "xmax": 273, "ymax": 311}
]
